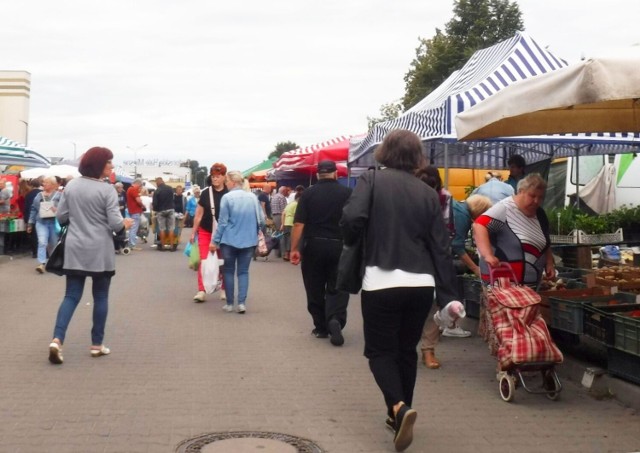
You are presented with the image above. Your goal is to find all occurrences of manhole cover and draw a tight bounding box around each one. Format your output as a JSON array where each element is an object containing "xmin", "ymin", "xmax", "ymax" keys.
[{"xmin": 176, "ymin": 431, "xmax": 324, "ymax": 453}]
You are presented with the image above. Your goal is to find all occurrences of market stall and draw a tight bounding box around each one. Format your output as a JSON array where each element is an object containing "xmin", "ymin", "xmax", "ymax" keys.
[
  {"xmin": 450, "ymin": 45, "xmax": 640, "ymax": 387},
  {"xmin": 349, "ymin": 32, "xmax": 640, "ymax": 176},
  {"xmin": 271, "ymin": 135, "xmax": 355, "ymax": 185}
]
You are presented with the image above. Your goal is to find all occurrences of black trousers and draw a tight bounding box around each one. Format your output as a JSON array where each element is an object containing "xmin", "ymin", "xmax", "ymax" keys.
[
  {"xmin": 300, "ymin": 237, "xmax": 349, "ymax": 332},
  {"xmin": 361, "ymin": 286, "xmax": 433, "ymax": 418}
]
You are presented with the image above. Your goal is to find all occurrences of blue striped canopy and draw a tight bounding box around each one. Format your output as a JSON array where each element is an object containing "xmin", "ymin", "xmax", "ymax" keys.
[
  {"xmin": 350, "ymin": 32, "xmax": 640, "ymax": 169},
  {"xmin": 0, "ymin": 136, "xmax": 50, "ymax": 168}
]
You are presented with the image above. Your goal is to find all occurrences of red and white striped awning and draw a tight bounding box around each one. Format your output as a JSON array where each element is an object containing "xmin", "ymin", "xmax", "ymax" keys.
[{"xmin": 272, "ymin": 135, "xmax": 352, "ymax": 170}]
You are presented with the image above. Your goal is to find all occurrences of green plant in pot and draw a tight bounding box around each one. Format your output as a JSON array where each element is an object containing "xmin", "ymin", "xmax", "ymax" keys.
[
  {"xmin": 574, "ymin": 213, "xmax": 612, "ymax": 235},
  {"xmin": 546, "ymin": 206, "xmax": 579, "ymax": 235},
  {"xmin": 607, "ymin": 204, "xmax": 640, "ymax": 240}
]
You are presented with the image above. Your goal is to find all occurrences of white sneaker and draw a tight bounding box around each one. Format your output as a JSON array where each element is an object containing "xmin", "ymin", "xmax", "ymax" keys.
[
  {"xmin": 236, "ymin": 304, "xmax": 246, "ymax": 314},
  {"xmin": 442, "ymin": 326, "xmax": 471, "ymax": 338},
  {"xmin": 222, "ymin": 304, "xmax": 234, "ymax": 313},
  {"xmin": 193, "ymin": 291, "xmax": 206, "ymax": 303}
]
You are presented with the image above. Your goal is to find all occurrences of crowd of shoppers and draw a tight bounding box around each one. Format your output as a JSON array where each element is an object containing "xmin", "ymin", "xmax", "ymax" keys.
[{"xmin": 0, "ymin": 130, "xmax": 547, "ymax": 453}]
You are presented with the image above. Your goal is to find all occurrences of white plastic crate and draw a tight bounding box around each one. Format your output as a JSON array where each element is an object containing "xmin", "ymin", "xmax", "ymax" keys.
[
  {"xmin": 576, "ymin": 228, "xmax": 623, "ymax": 245},
  {"xmin": 551, "ymin": 228, "xmax": 623, "ymax": 245}
]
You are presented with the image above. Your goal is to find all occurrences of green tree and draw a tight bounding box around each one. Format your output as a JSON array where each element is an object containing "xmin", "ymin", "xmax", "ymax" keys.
[
  {"xmin": 367, "ymin": 101, "xmax": 404, "ymax": 130},
  {"xmin": 195, "ymin": 166, "xmax": 208, "ymax": 187},
  {"xmin": 268, "ymin": 141, "xmax": 299, "ymax": 159},
  {"xmin": 180, "ymin": 159, "xmax": 203, "ymax": 185},
  {"xmin": 402, "ymin": 0, "xmax": 523, "ymax": 109}
]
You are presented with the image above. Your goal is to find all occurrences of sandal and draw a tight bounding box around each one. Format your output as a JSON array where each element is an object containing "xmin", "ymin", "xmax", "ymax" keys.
[
  {"xmin": 422, "ymin": 350, "xmax": 440, "ymax": 369},
  {"xmin": 90, "ymin": 345, "xmax": 111, "ymax": 357},
  {"xmin": 48, "ymin": 342, "xmax": 63, "ymax": 364}
]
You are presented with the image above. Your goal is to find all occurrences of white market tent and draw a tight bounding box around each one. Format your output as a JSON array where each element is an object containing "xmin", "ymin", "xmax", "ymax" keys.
[
  {"xmin": 455, "ymin": 51, "xmax": 640, "ymax": 140},
  {"xmin": 349, "ymin": 32, "xmax": 640, "ymax": 171},
  {"xmin": 0, "ymin": 136, "xmax": 50, "ymax": 168}
]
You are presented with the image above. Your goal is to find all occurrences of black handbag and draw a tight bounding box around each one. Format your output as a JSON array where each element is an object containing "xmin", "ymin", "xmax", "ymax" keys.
[
  {"xmin": 45, "ymin": 226, "xmax": 67, "ymax": 276},
  {"xmin": 336, "ymin": 234, "xmax": 366, "ymax": 294},
  {"xmin": 336, "ymin": 169, "xmax": 375, "ymax": 294}
]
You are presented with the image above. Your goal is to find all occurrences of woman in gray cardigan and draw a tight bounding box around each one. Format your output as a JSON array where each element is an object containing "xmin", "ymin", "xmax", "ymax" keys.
[{"xmin": 48, "ymin": 147, "xmax": 133, "ymax": 365}]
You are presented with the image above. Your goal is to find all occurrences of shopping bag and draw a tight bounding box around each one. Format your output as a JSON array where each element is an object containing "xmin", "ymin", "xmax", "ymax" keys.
[
  {"xmin": 255, "ymin": 230, "xmax": 269, "ymax": 257},
  {"xmin": 188, "ymin": 240, "xmax": 200, "ymax": 270},
  {"xmin": 200, "ymin": 252, "xmax": 220, "ymax": 294},
  {"xmin": 184, "ymin": 241, "xmax": 192, "ymax": 258}
]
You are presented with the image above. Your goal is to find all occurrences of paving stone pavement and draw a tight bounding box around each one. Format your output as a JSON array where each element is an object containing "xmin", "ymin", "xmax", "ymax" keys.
[{"xmin": 1, "ymin": 234, "xmax": 639, "ymax": 453}]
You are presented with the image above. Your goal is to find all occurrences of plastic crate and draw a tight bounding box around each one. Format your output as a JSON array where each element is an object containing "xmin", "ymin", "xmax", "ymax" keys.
[
  {"xmin": 464, "ymin": 299, "xmax": 480, "ymax": 319},
  {"xmin": 548, "ymin": 292, "xmax": 632, "ymax": 335},
  {"xmin": 460, "ymin": 276, "xmax": 483, "ymax": 301},
  {"xmin": 612, "ymin": 310, "xmax": 640, "ymax": 357},
  {"xmin": 550, "ymin": 233, "xmax": 578, "ymax": 244},
  {"xmin": 576, "ymin": 228, "xmax": 623, "ymax": 245},
  {"xmin": 607, "ymin": 347, "xmax": 640, "ymax": 385},
  {"xmin": 550, "ymin": 228, "xmax": 624, "ymax": 245},
  {"xmin": 459, "ymin": 276, "xmax": 483, "ymax": 319},
  {"xmin": 583, "ymin": 300, "xmax": 640, "ymax": 345}
]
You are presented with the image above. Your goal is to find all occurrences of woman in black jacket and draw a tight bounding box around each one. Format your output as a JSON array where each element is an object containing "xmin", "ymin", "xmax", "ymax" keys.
[{"xmin": 341, "ymin": 130, "xmax": 459, "ymax": 452}]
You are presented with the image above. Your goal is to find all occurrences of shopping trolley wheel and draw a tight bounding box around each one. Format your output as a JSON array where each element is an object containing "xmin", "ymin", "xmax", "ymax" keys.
[
  {"xmin": 543, "ymin": 369, "xmax": 561, "ymax": 401},
  {"xmin": 499, "ymin": 374, "xmax": 516, "ymax": 402},
  {"xmin": 122, "ymin": 247, "xmax": 131, "ymax": 256}
]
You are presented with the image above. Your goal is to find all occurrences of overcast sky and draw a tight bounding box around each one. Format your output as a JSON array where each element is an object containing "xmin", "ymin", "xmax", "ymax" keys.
[{"xmin": 2, "ymin": 0, "xmax": 638, "ymax": 172}]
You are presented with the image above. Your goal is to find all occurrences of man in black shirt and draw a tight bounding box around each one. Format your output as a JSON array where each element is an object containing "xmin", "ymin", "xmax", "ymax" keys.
[
  {"xmin": 290, "ymin": 160, "xmax": 352, "ymax": 346},
  {"xmin": 255, "ymin": 183, "xmax": 273, "ymax": 226}
]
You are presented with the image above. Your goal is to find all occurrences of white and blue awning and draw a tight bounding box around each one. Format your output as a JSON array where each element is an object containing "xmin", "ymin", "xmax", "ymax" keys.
[
  {"xmin": 0, "ymin": 136, "xmax": 50, "ymax": 168},
  {"xmin": 350, "ymin": 32, "xmax": 640, "ymax": 169}
]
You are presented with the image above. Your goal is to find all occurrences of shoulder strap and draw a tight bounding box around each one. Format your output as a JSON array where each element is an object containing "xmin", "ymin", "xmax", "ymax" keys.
[
  {"xmin": 208, "ymin": 188, "xmax": 216, "ymax": 219},
  {"xmin": 536, "ymin": 207, "xmax": 551, "ymax": 246}
]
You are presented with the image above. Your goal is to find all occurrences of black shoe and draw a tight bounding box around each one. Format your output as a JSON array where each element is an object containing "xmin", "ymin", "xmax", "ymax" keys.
[
  {"xmin": 328, "ymin": 318, "xmax": 344, "ymax": 346},
  {"xmin": 311, "ymin": 328, "xmax": 328, "ymax": 339},
  {"xmin": 394, "ymin": 405, "xmax": 417, "ymax": 452},
  {"xmin": 385, "ymin": 417, "xmax": 396, "ymax": 434}
]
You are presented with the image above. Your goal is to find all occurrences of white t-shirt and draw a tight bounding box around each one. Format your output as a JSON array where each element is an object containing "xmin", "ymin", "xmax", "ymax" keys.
[{"xmin": 362, "ymin": 266, "xmax": 435, "ymax": 292}]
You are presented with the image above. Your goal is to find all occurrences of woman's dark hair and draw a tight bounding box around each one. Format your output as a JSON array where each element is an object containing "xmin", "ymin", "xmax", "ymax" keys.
[
  {"xmin": 78, "ymin": 147, "xmax": 113, "ymax": 179},
  {"xmin": 415, "ymin": 166, "xmax": 442, "ymax": 192},
  {"xmin": 374, "ymin": 129, "xmax": 425, "ymax": 172}
]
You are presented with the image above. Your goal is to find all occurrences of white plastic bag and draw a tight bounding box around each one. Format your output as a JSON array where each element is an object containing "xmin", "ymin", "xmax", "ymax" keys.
[
  {"xmin": 434, "ymin": 301, "xmax": 466, "ymax": 329},
  {"xmin": 200, "ymin": 252, "xmax": 220, "ymax": 294}
]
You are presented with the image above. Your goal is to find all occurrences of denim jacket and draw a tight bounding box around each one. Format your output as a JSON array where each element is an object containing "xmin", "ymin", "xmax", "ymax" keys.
[{"xmin": 213, "ymin": 188, "xmax": 265, "ymax": 248}]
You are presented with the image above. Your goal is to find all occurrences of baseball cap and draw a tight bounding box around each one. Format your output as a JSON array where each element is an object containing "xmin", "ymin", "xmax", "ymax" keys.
[
  {"xmin": 317, "ymin": 160, "xmax": 337, "ymax": 174},
  {"xmin": 210, "ymin": 163, "xmax": 227, "ymax": 176}
]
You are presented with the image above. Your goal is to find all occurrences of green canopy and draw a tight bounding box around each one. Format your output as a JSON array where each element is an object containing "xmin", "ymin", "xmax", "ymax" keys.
[{"xmin": 242, "ymin": 157, "xmax": 276, "ymax": 177}]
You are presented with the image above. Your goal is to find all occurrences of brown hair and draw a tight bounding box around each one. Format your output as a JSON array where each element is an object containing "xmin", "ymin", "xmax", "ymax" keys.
[
  {"xmin": 415, "ymin": 166, "xmax": 442, "ymax": 191},
  {"xmin": 374, "ymin": 130, "xmax": 425, "ymax": 172},
  {"xmin": 78, "ymin": 147, "xmax": 113, "ymax": 179},
  {"xmin": 210, "ymin": 163, "xmax": 227, "ymax": 176}
]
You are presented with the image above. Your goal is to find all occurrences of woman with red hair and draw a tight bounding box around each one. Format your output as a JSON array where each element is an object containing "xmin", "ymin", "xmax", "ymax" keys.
[{"xmin": 48, "ymin": 147, "xmax": 134, "ymax": 365}]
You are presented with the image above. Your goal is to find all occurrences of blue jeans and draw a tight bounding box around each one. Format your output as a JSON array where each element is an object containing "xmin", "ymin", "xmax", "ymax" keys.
[
  {"xmin": 53, "ymin": 275, "xmax": 111, "ymax": 345},
  {"xmin": 36, "ymin": 219, "xmax": 58, "ymax": 264},
  {"xmin": 128, "ymin": 213, "xmax": 141, "ymax": 246},
  {"xmin": 220, "ymin": 245, "xmax": 254, "ymax": 305}
]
